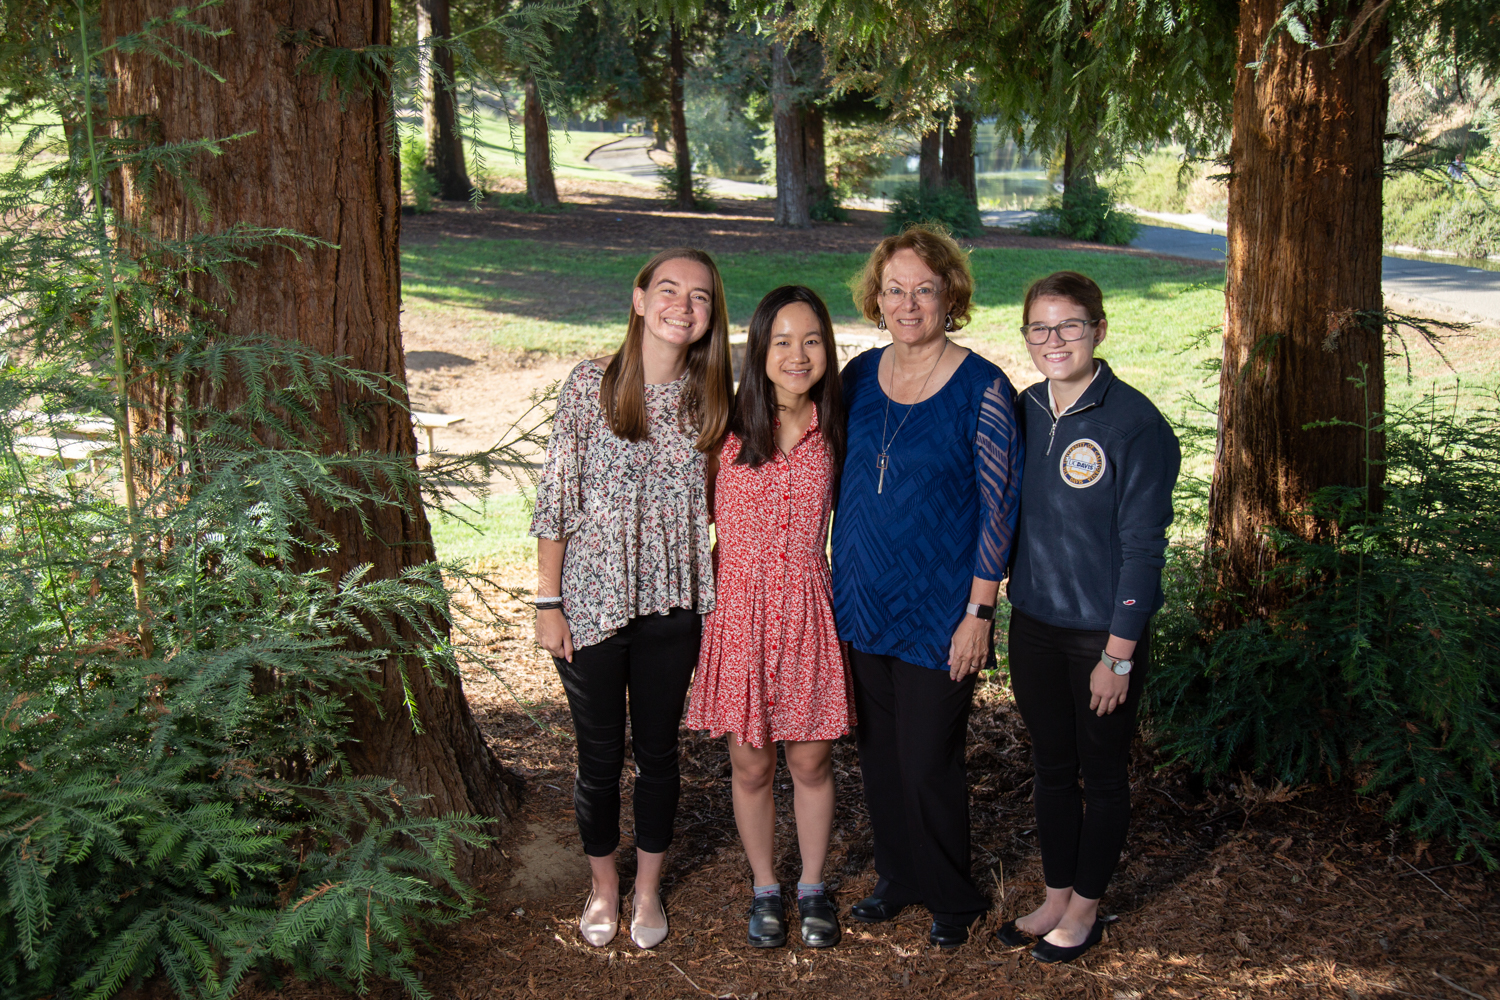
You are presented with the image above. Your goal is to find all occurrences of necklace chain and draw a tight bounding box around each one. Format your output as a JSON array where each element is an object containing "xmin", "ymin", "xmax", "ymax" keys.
[{"xmin": 876, "ymin": 339, "xmax": 948, "ymax": 495}]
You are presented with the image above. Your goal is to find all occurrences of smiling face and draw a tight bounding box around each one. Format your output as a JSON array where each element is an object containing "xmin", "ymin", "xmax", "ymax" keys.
[
  {"xmin": 632, "ymin": 256, "xmax": 714, "ymax": 350},
  {"xmin": 764, "ymin": 301, "xmax": 828, "ymax": 408},
  {"xmin": 879, "ymin": 248, "xmax": 948, "ymax": 345},
  {"xmin": 1025, "ymin": 294, "xmax": 1106, "ymax": 388}
]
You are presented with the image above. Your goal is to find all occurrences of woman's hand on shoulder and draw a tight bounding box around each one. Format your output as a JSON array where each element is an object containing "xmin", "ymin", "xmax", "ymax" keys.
[
  {"xmin": 947, "ymin": 614, "xmax": 990, "ymax": 682},
  {"xmin": 536, "ymin": 608, "xmax": 574, "ymax": 662},
  {"xmin": 1089, "ymin": 660, "xmax": 1129, "ymax": 715}
]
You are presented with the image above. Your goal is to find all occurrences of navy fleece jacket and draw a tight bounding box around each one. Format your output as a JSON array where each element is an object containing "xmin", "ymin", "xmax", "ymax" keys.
[{"xmin": 1006, "ymin": 359, "xmax": 1181, "ymax": 642}]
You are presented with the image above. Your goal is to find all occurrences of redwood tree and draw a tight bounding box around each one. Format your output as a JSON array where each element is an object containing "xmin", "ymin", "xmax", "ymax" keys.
[
  {"xmin": 1207, "ymin": 1, "xmax": 1389, "ymax": 615},
  {"xmin": 418, "ymin": 0, "xmax": 473, "ymax": 200},
  {"xmin": 103, "ymin": 0, "xmax": 513, "ymax": 875},
  {"xmin": 524, "ymin": 73, "xmax": 560, "ymax": 206},
  {"xmin": 771, "ymin": 33, "xmax": 811, "ymax": 226}
]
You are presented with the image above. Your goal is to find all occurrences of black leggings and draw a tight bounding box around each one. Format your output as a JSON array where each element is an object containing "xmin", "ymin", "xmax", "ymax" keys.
[
  {"xmin": 1007, "ymin": 608, "xmax": 1151, "ymax": 900},
  {"xmin": 553, "ymin": 609, "xmax": 701, "ymax": 857}
]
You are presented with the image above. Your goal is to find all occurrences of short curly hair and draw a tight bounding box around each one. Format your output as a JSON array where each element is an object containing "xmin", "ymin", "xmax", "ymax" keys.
[{"xmin": 852, "ymin": 224, "xmax": 975, "ymax": 330}]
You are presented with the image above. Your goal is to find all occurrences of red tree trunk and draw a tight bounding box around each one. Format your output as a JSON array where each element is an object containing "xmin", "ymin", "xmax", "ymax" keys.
[
  {"xmin": 804, "ymin": 105, "xmax": 827, "ymax": 207},
  {"xmin": 919, "ymin": 122, "xmax": 943, "ymax": 193},
  {"xmin": 418, "ymin": 0, "xmax": 472, "ymax": 201},
  {"xmin": 1209, "ymin": 0, "xmax": 1390, "ymax": 620},
  {"xmin": 942, "ymin": 107, "xmax": 976, "ymax": 204},
  {"xmin": 668, "ymin": 18, "xmax": 694, "ymax": 209},
  {"xmin": 524, "ymin": 75, "xmax": 559, "ymax": 207},
  {"xmin": 772, "ymin": 38, "xmax": 810, "ymax": 227},
  {"xmin": 103, "ymin": 0, "xmax": 514, "ymax": 875}
]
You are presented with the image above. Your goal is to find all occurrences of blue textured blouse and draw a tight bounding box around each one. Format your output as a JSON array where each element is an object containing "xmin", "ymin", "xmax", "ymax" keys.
[{"xmin": 831, "ymin": 348, "xmax": 1024, "ymax": 670}]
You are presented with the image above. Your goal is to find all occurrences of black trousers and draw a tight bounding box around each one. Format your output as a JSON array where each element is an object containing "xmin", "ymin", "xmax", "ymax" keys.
[
  {"xmin": 1007, "ymin": 608, "xmax": 1152, "ymax": 900},
  {"xmin": 849, "ymin": 649, "xmax": 987, "ymax": 924},
  {"xmin": 553, "ymin": 609, "xmax": 701, "ymax": 857}
]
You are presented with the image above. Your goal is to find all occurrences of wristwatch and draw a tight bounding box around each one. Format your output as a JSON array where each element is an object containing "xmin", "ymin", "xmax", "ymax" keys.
[
  {"xmin": 1100, "ymin": 650, "xmax": 1133, "ymax": 676},
  {"xmin": 966, "ymin": 602, "xmax": 996, "ymax": 620}
]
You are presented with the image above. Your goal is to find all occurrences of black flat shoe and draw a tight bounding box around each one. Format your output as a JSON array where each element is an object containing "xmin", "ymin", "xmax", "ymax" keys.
[
  {"xmin": 994, "ymin": 920, "xmax": 1032, "ymax": 948},
  {"xmin": 747, "ymin": 894, "xmax": 787, "ymax": 948},
  {"xmin": 796, "ymin": 891, "xmax": 841, "ymax": 948},
  {"xmin": 849, "ymin": 895, "xmax": 906, "ymax": 924},
  {"xmin": 1030, "ymin": 919, "xmax": 1104, "ymax": 964},
  {"xmin": 929, "ymin": 919, "xmax": 970, "ymax": 949}
]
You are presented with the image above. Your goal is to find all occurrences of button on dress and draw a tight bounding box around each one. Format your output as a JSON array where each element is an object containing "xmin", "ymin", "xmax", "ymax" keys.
[{"xmin": 686, "ymin": 416, "xmax": 855, "ymax": 748}]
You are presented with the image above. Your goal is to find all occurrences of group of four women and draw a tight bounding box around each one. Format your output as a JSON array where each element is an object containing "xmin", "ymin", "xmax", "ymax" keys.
[{"xmin": 529, "ymin": 225, "xmax": 1181, "ymax": 964}]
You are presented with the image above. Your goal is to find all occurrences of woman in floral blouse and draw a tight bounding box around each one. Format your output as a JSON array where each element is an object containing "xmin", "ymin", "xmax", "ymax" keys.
[{"xmin": 530, "ymin": 248, "xmax": 733, "ymax": 950}]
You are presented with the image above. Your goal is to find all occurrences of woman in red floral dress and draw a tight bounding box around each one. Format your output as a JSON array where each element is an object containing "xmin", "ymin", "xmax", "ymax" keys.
[{"xmin": 687, "ymin": 285, "xmax": 853, "ymax": 950}]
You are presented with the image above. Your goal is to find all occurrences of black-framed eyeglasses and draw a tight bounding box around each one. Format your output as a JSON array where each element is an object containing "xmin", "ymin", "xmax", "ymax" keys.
[{"xmin": 1020, "ymin": 319, "xmax": 1096, "ymax": 345}]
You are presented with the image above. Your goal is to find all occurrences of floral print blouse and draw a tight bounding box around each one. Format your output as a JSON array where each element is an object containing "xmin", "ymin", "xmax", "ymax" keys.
[{"xmin": 529, "ymin": 359, "xmax": 715, "ymax": 650}]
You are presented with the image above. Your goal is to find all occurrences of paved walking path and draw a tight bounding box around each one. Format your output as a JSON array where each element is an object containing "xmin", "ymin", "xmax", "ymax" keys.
[{"xmin": 984, "ymin": 209, "xmax": 1500, "ymax": 325}]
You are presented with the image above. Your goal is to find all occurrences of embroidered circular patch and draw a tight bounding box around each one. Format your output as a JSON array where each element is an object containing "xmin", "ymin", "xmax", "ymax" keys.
[{"xmin": 1059, "ymin": 438, "xmax": 1107, "ymax": 488}]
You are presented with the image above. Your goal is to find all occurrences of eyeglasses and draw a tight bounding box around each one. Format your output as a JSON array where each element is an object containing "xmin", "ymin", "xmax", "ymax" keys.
[
  {"xmin": 1020, "ymin": 319, "xmax": 1096, "ymax": 345},
  {"xmin": 881, "ymin": 285, "xmax": 941, "ymax": 305}
]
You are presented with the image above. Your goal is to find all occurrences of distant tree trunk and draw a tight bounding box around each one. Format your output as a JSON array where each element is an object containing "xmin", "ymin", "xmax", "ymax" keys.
[
  {"xmin": 103, "ymin": 0, "xmax": 514, "ymax": 877},
  {"xmin": 942, "ymin": 106, "xmax": 976, "ymax": 204},
  {"xmin": 417, "ymin": 0, "xmax": 471, "ymax": 201},
  {"xmin": 667, "ymin": 18, "xmax": 694, "ymax": 209},
  {"xmin": 1062, "ymin": 131, "xmax": 1075, "ymax": 195},
  {"xmin": 1208, "ymin": 0, "xmax": 1389, "ymax": 621},
  {"xmin": 524, "ymin": 75, "xmax": 559, "ymax": 207},
  {"xmin": 919, "ymin": 123, "xmax": 943, "ymax": 192},
  {"xmin": 772, "ymin": 38, "xmax": 809, "ymax": 227},
  {"xmin": 804, "ymin": 105, "xmax": 827, "ymax": 207}
]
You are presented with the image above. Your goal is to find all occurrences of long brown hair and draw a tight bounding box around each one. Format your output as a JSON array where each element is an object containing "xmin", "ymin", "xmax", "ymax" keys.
[
  {"xmin": 600, "ymin": 248, "xmax": 733, "ymax": 452},
  {"xmin": 731, "ymin": 285, "xmax": 845, "ymax": 494}
]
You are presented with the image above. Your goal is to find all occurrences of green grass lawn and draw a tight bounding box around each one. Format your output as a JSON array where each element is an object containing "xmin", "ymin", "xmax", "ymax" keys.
[
  {"xmin": 430, "ymin": 494, "xmax": 535, "ymax": 569},
  {"xmin": 465, "ymin": 114, "xmax": 645, "ymax": 187}
]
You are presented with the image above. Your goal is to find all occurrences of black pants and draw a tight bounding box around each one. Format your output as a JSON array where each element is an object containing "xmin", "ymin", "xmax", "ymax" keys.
[
  {"xmin": 849, "ymin": 649, "xmax": 987, "ymax": 924},
  {"xmin": 1007, "ymin": 608, "xmax": 1151, "ymax": 900},
  {"xmin": 553, "ymin": 609, "xmax": 701, "ymax": 857}
]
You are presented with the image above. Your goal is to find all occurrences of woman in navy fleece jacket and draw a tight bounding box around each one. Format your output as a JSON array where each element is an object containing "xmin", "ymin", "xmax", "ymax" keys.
[{"xmin": 996, "ymin": 271, "xmax": 1180, "ymax": 964}]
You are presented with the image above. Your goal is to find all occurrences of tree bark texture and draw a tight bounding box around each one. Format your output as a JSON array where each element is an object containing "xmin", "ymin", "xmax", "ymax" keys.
[
  {"xmin": 919, "ymin": 123, "xmax": 943, "ymax": 193},
  {"xmin": 772, "ymin": 39, "xmax": 809, "ymax": 227},
  {"xmin": 942, "ymin": 107, "xmax": 976, "ymax": 204},
  {"xmin": 1209, "ymin": 0, "xmax": 1389, "ymax": 620},
  {"xmin": 1062, "ymin": 132, "xmax": 1075, "ymax": 195},
  {"xmin": 804, "ymin": 105, "xmax": 827, "ymax": 207},
  {"xmin": 667, "ymin": 18, "xmax": 693, "ymax": 209},
  {"xmin": 417, "ymin": 0, "xmax": 472, "ymax": 201},
  {"xmin": 103, "ymin": 0, "xmax": 514, "ymax": 875},
  {"xmin": 524, "ymin": 75, "xmax": 559, "ymax": 207}
]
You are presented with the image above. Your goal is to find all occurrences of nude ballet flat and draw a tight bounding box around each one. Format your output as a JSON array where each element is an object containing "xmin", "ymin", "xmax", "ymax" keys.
[
  {"xmin": 630, "ymin": 896, "xmax": 669, "ymax": 950},
  {"xmin": 578, "ymin": 890, "xmax": 619, "ymax": 947}
]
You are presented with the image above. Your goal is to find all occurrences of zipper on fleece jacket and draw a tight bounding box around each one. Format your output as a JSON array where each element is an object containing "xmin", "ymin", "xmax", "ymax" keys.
[{"xmin": 1030, "ymin": 387, "xmax": 1100, "ymax": 457}]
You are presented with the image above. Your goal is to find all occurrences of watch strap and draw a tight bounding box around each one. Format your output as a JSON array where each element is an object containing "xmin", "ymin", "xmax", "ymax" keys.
[{"xmin": 965, "ymin": 602, "xmax": 996, "ymax": 620}]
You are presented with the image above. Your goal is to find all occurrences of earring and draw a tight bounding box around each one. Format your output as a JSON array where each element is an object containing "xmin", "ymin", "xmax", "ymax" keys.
[
  {"xmin": 877, "ymin": 315, "xmax": 887, "ymax": 331},
  {"xmin": 944, "ymin": 313, "xmax": 955, "ymax": 332}
]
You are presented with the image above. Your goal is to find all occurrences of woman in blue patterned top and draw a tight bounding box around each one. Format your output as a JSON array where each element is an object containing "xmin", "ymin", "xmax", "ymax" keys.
[{"xmin": 830, "ymin": 225, "xmax": 1023, "ymax": 949}]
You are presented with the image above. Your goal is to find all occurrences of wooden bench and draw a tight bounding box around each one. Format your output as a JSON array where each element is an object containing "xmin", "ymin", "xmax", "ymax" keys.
[{"xmin": 411, "ymin": 411, "xmax": 465, "ymax": 454}]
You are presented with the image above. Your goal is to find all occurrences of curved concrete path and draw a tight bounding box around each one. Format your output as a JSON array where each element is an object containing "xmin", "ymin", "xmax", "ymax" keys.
[{"xmin": 983, "ymin": 208, "xmax": 1500, "ymax": 326}]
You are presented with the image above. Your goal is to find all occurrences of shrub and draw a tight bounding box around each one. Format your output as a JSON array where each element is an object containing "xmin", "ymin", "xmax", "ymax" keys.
[
  {"xmin": 1149, "ymin": 383, "xmax": 1500, "ymax": 866},
  {"xmin": 401, "ymin": 136, "xmax": 439, "ymax": 213},
  {"xmin": 884, "ymin": 184, "xmax": 984, "ymax": 238},
  {"xmin": 655, "ymin": 162, "xmax": 715, "ymax": 210},
  {"xmin": 810, "ymin": 190, "xmax": 848, "ymax": 222},
  {"xmin": 1026, "ymin": 178, "xmax": 1140, "ymax": 245}
]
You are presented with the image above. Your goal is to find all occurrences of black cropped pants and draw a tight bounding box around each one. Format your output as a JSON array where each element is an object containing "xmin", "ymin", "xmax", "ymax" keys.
[
  {"xmin": 1007, "ymin": 608, "xmax": 1151, "ymax": 901},
  {"xmin": 553, "ymin": 609, "xmax": 701, "ymax": 857}
]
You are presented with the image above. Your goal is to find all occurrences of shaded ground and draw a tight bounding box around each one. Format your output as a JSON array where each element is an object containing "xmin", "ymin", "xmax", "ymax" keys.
[{"xmin": 232, "ymin": 568, "xmax": 1499, "ymax": 1000}]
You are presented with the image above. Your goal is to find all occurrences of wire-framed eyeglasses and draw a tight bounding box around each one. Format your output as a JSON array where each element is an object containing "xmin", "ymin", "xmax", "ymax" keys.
[
  {"xmin": 1020, "ymin": 319, "xmax": 1097, "ymax": 345},
  {"xmin": 881, "ymin": 285, "xmax": 941, "ymax": 305}
]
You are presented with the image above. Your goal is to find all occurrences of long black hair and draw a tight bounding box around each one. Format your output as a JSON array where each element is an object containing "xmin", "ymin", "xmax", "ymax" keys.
[{"xmin": 731, "ymin": 285, "xmax": 846, "ymax": 490}]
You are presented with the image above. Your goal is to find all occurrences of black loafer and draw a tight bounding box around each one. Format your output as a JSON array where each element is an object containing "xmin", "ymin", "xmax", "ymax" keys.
[
  {"xmin": 994, "ymin": 920, "xmax": 1032, "ymax": 948},
  {"xmin": 747, "ymin": 894, "xmax": 787, "ymax": 948},
  {"xmin": 796, "ymin": 891, "xmax": 841, "ymax": 948},
  {"xmin": 849, "ymin": 895, "xmax": 906, "ymax": 924},
  {"xmin": 929, "ymin": 919, "xmax": 970, "ymax": 949},
  {"xmin": 1030, "ymin": 919, "xmax": 1103, "ymax": 964}
]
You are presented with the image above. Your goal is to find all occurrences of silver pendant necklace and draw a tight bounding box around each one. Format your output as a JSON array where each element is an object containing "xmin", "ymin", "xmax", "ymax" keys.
[{"xmin": 876, "ymin": 338, "xmax": 947, "ymax": 494}]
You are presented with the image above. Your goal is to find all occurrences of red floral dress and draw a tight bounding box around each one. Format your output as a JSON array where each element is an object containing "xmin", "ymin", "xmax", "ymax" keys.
[{"xmin": 687, "ymin": 413, "xmax": 855, "ymax": 747}]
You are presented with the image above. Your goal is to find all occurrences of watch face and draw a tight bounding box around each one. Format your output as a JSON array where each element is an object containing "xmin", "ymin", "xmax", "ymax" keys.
[{"xmin": 1111, "ymin": 660, "xmax": 1132, "ymax": 675}]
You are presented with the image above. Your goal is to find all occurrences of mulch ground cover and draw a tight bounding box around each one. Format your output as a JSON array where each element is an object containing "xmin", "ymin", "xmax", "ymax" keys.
[
  {"xmin": 236, "ymin": 574, "xmax": 1497, "ymax": 1000},
  {"xmin": 402, "ymin": 179, "xmax": 1222, "ymax": 267}
]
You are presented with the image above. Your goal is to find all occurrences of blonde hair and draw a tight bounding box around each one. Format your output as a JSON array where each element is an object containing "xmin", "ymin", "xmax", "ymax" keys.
[
  {"xmin": 600, "ymin": 248, "xmax": 733, "ymax": 452},
  {"xmin": 852, "ymin": 224, "xmax": 975, "ymax": 329}
]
